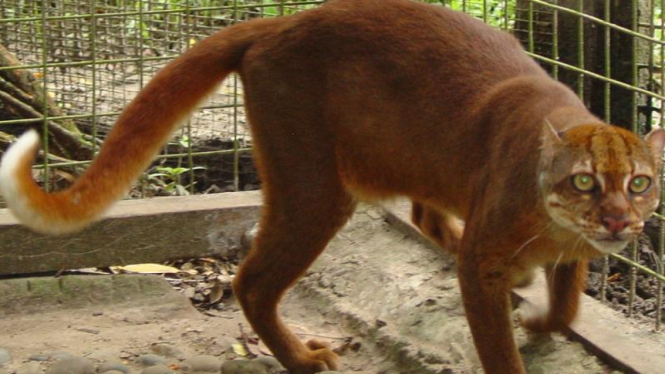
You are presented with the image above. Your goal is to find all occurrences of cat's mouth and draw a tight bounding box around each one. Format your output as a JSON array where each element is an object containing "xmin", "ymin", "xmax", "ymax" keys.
[
  {"xmin": 587, "ymin": 235, "xmax": 631, "ymax": 254},
  {"xmin": 598, "ymin": 238, "xmax": 624, "ymax": 243}
]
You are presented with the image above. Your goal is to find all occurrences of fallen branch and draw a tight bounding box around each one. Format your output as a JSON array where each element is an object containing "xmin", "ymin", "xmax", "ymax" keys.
[{"xmin": 0, "ymin": 42, "xmax": 94, "ymax": 162}]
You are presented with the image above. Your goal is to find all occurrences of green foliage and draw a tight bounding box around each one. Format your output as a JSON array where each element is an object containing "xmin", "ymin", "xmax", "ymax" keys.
[
  {"xmin": 261, "ymin": 0, "xmax": 321, "ymax": 17},
  {"xmin": 148, "ymin": 166, "xmax": 205, "ymax": 196}
]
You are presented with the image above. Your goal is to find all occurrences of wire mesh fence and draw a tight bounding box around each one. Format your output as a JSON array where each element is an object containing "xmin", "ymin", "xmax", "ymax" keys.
[
  {"xmin": 0, "ymin": 0, "xmax": 664, "ymax": 332},
  {"xmin": 0, "ymin": 0, "xmax": 323, "ymax": 197}
]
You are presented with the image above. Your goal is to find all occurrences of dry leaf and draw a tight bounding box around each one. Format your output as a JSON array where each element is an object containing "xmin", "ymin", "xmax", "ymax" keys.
[
  {"xmin": 110, "ymin": 264, "xmax": 181, "ymax": 274},
  {"xmin": 232, "ymin": 343, "xmax": 248, "ymax": 357},
  {"xmin": 208, "ymin": 281, "xmax": 225, "ymax": 305}
]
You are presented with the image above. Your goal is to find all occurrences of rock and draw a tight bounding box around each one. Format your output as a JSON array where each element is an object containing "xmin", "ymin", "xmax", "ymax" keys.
[
  {"xmin": 16, "ymin": 362, "xmax": 42, "ymax": 374},
  {"xmin": 28, "ymin": 355, "xmax": 50, "ymax": 362},
  {"xmin": 98, "ymin": 361, "xmax": 131, "ymax": 374},
  {"xmin": 0, "ymin": 348, "xmax": 11, "ymax": 366},
  {"xmin": 150, "ymin": 344, "xmax": 186, "ymax": 360},
  {"xmin": 141, "ymin": 364, "xmax": 175, "ymax": 374},
  {"xmin": 49, "ymin": 351, "xmax": 74, "ymax": 361},
  {"xmin": 316, "ymin": 372, "xmax": 342, "ymax": 374},
  {"xmin": 137, "ymin": 354, "xmax": 167, "ymax": 367},
  {"xmin": 251, "ymin": 356, "xmax": 283, "ymax": 371},
  {"xmin": 210, "ymin": 336, "xmax": 238, "ymax": 356},
  {"xmin": 45, "ymin": 357, "xmax": 95, "ymax": 374},
  {"xmin": 221, "ymin": 360, "xmax": 245, "ymax": 374},
  {"xmin": 221, "ymin": 360, "xmax": 268, "ymax": 374},
  {"xmin": 239, "ymin": 362, "xmax": 269, "ymax": 374},
  {"xmin": 101, "ymin": 371, "xmax": 125, "ymax": 374},
  {"xmin": 182, "ymin": 355, "xmax": 221, "ymax": 372}
]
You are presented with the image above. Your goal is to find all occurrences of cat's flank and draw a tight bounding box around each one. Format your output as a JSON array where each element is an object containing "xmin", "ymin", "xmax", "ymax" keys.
[{"xmin": 1, "ymin": 0, "xmax": 664, "ymax": 373}]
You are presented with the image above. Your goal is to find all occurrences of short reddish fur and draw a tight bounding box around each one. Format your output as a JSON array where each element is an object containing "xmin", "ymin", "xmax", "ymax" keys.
[{"xmin": 3, "ymin": 1, "xmax": 664, "ymax": 373}]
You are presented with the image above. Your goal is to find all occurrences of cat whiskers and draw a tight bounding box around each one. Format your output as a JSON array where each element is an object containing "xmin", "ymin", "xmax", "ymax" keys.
[
  {"xmin": 549, "ymin": 250, "xmax": 565, "ymax": 285},
  {"xmin": 510, "ymin": 235, "xmax": 540, "ymax": 261},
  {"xmin": 574, "ymin": 234, "xmax": 586, "ymax": 250},
  {"xmin": 549, "ymin": 234, "xmax": 586, "ymax": 284},
  {"xmin": 572, "ymin": 233, "xmax": 587, "ymax": 256},
  {"xmin": 510, "ymin": 221, "xmax": 553, "ymax": 261}
]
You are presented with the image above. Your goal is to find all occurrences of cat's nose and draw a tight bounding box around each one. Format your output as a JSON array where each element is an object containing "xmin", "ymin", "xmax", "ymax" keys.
[{"xmin": 601, "ymin": 215, "xmax": 630, "ymax": 234}]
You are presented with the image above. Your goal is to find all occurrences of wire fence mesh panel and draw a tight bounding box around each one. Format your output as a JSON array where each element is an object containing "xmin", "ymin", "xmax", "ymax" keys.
[
  {"xmin": 0, "ymin": 0, "xmax": 664, "ymax": 331},
  {"xmin": 0, "ymin": 0, "xmax": 325, "ymax": 199}
]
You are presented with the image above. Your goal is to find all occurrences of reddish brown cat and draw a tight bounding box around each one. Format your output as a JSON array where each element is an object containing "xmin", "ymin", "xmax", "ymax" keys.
[{"xmin": 1, "ymin": 0, "xmax": 663, "ymax": 373}]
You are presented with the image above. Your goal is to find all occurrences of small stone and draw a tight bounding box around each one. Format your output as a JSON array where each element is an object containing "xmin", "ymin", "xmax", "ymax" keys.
[
  {"xmin": 16, "ymin": 361, "xmax": 42, "ymax": 374},
  {"xmin": 76, "ymin": 327, "xmax": 100, "ymax": 335},
  {"xmin": 49, "ymin": 351, "xmax": 74, "ymax": 361},
  {"xmin": 101, "ymin": 371, "xmax": 125, "ymax": 374},
  {"xmin": 182, "ymin": 355, "xmax": 221, "ymax": 372},
  {"xmin": 251, "ymin": 356, "xmax": 283, "ymax": 371},
  {"xmin": 240, "ymin": 362, "xmax": 268, "ymax": 374},
  {"xmin": 0, "ymin": 349, "xmax": 11, "ymax": 366},
  {"xmin": 45, "ymin": 357, "xmax": 95, "ymax": 374},
  {"xmin": 28, "ymin": 355, "xmax": 50, "ymax": 362},
  {"xmin": 98, "ymin": 361, "xmax": 131, "ymax": 374},
  {"xmin": 118, "ymin": 351, "xmax": 133, "ymax": 360},
  {"xmin": 151, "ymin": 344, "xmax": 186, "ymax": 360},
  {"xmin": 221, "ymin": 360, "xmax": 245, "ymax": 374},
  {"xmin": 221, "ymin": 360, "xmax": 267, "ymax": 374},
  {"xmin": 141, "ymin": 364, "xmax": 175, "ymax": 374},
  {"xmin": 211, "ymin": 336, "xmax": 238, "ymax": 356},
  {"xmin": 137, "ymin": 354, "xmax": 167, "ymax": 367}
]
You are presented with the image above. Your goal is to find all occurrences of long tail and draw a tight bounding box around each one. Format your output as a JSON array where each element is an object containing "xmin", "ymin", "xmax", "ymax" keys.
[{"xmin": 0, "ymin": 17, "xmax": 280, "ymax": 235}]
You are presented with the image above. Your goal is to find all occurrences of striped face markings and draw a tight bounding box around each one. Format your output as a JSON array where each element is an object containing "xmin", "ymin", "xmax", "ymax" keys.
[{"xmin": 541, "ymin": 124, "xmax": 660, "ymax": 254}]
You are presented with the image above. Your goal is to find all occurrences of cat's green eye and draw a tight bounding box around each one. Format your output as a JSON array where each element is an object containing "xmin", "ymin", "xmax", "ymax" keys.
[
  {"xmin": 572, "ymin": 174, "xmax": 595, "ymax": 192},
  {"xmin": 629, "ymin": 176, "xmax": 651, "ymax": 194}
]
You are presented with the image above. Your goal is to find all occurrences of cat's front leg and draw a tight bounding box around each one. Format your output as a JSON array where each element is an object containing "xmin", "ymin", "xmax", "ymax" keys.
[
  {"xmin": 458, "ymin": 247, "xmax": 527, "ymax": 374},
  {"xmin": 519, "ymin": 259, "xmax": 588, "ymax": 333}
]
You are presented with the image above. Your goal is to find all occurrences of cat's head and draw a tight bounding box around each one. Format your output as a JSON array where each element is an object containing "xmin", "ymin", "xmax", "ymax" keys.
[{"xmin": 539, "ymin": 122, "xmax": 665, "ymax": 254}]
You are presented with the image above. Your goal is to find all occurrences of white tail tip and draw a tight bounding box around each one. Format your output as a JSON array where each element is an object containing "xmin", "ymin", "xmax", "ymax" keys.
[
  {"xmin": 0, "ymin": 130, "xmax": 54, "ymax": 233},
  {"xmin": 0, "ymin": 129, "xmax": 40, "ymax": 200}
]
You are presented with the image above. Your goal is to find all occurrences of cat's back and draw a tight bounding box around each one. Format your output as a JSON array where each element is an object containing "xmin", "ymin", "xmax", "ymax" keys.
[{"xmin": 249, "ymin": 0, "xmax": 544, "ymax": 89}]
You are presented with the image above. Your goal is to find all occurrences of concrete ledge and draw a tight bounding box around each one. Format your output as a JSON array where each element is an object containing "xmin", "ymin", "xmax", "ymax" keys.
[
  {"xmin": 514, "ymin": 276, "xmax": 665, "ymax": 374},
  {"xmin": 0, "ymin": 191, "xmax": 263, "ymax": 275},
  {"xmin": 0, "ymin": 274, "xmax": 194, "ymax": 317},
  {"xmin": 382, "ymin": 200, "xmax": 665, "ymax": 374}
]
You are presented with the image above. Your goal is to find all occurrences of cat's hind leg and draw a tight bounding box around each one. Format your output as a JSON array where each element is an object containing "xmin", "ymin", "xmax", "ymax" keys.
[
  {"xmin": 411, "ymin": 201, "xmax": 464, "ymax": 253},
  {"xmin": 232, "ymin": 84, "xmax": 356, "ymax": 373},
  {"xmin": 233, "ymin": 167, "xmax": 355, "ymax": 373}
]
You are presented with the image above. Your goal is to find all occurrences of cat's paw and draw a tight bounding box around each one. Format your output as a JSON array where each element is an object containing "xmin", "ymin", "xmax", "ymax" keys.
[
  {"xmin": 517, "ymin": 302, "xmax": 551, "ymax": 333},
  {"xmin": 518, "ymin": 302, "xmax": 569, "ymax": 333},
  {"xmin": 293, "ymin": 340, "xmax": 338, "ymax": 373},
  {"xmin": 283, "ymin": 340, "xmax": 339, "ymax": 374}
]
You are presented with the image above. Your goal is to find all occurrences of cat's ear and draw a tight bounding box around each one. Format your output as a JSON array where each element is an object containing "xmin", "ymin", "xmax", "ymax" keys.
[
  {"xmin": 540, "ymin": 119, "xmax": 562, "ymax": 163},
  {"xmin": 645, "ymin": 127, "xmax": 665, "ymax": 164}
]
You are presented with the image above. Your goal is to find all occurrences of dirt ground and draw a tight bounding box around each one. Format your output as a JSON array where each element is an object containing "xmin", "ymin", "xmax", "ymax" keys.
[
  {"xmin": 0, "ymin": 205, "xmax": 620, "ymax": 373},
  {"xmin": 0, "ymin": 279, "xmax": 374, "ymax": 373}
]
